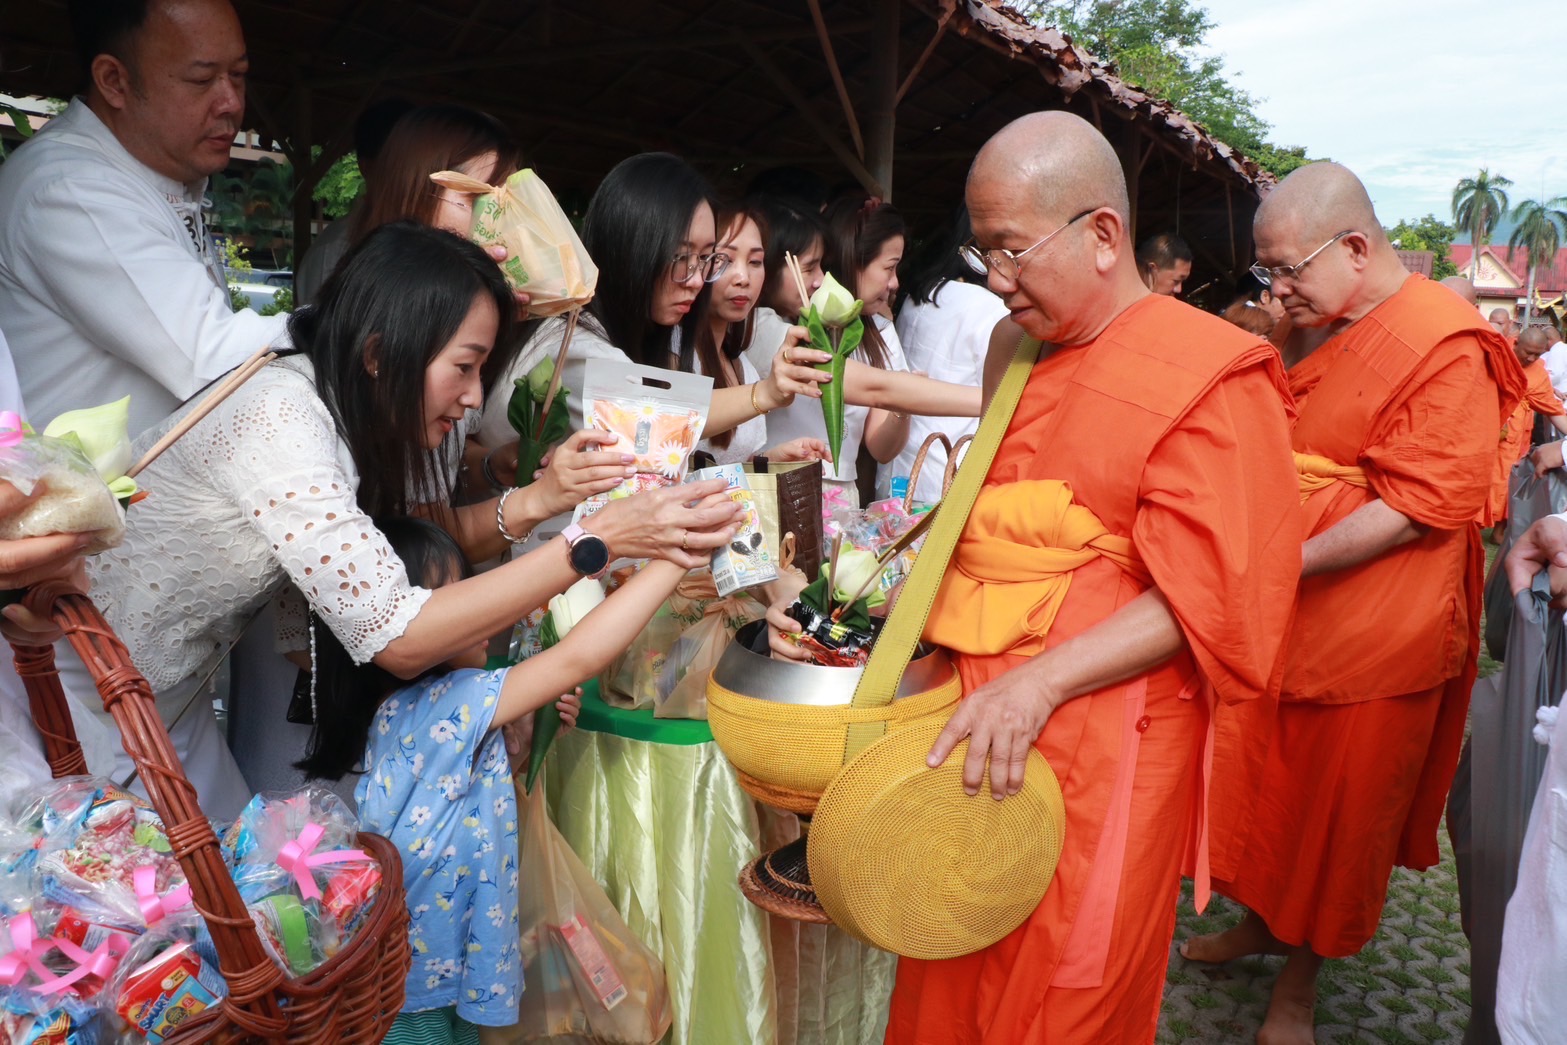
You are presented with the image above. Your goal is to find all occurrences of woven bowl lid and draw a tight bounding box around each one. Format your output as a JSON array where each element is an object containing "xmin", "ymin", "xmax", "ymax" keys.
[{"xmin": 808, "ymin": 721, "xmax": 1065, "ymax": 960}]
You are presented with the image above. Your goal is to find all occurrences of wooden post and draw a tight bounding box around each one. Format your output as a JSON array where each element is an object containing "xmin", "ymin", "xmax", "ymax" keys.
[
  {"xmin": 864, "ymin": 0, "xmax": 900, "ymax": 201},
  {"xmin": 1120, "ymin": 127, "xmax": 1142, "ymax": 244}
]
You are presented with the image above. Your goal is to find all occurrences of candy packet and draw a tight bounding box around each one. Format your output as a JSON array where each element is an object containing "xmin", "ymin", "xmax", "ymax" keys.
[
  {"xmin": 0, "ymin": 986, "xmax": 107, "ymax": 1044},
  {"xmin": 571, "ymin": 361, "xmax": 711, "ymax": 525},
  {"xmin": 687, "ymin": 464, "xmax": 776, "ymax": 596},
  {"xmin": 107, "ymin": 920, "xmax": 226, "ymax": 1044}
]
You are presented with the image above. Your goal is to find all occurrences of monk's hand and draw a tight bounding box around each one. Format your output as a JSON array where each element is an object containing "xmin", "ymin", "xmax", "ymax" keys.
[
  {"xmin": 927, "ymin": 662, "xmax": 1063, "ymax": 801},
  {"xmin": 1533, "ymin": 441, "xmax": 1566, "ymax": 477},
  {"xmin": 1506, "ymin": 515, "xmax": 1567, "ymax": 606}
]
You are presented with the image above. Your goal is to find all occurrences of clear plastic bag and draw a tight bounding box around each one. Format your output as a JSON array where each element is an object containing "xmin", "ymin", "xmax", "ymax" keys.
[
  {"xmin": 105, "ymin": 919, "xmax": 227, "ymax": 1044},
  {"xmin": 0, "ymin": 434, "xmax": 124, "ymax": 555},
  {"xmin": 0, "ymin": 985, "xmax": 107, "ymax": 1043},
  {"xmin": 480, "ymin": 784, "xmax": 671, "ymax": 1045}
]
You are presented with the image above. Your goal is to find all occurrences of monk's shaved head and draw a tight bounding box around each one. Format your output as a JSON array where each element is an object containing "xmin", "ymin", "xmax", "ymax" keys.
[
  {"xmin": 970, "ymin": 111, "xmax": 1130, "ymax": 223},
  {"xmin": 1256, "ymin": 162, "xmax": 1384, "ymax": 245},
  {"xmin": 1490, "ymin": 308, "xmax": 1511, "ymax": 323},
  {"xmin": 1517, "ymin": 325, "xmax": 1550, "ymax": 365},
  {"xmin": 1440, "ymin": 276, "xmax": 1479, "ymax": 305}
]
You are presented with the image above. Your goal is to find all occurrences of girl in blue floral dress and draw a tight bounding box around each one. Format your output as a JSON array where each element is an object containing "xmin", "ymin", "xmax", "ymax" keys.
[{"xmin": 298, "ymin": 517, "xmax": 692, "ymax": 1044}]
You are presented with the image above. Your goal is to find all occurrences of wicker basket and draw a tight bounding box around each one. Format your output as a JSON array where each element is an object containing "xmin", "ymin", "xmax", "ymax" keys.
[{"xmin": 9, "ymin": 581, "xmax": 411, "ymax": 1042}]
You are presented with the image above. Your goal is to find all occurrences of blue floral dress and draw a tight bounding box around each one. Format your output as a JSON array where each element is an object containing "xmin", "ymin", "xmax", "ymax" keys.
[{"xmin": 356, "ymin": 668, "xmax": 522, "ymax": 1026}]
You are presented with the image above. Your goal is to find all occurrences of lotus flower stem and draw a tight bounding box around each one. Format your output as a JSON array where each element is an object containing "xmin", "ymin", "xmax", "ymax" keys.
[
  {"xmin": 829, "ymin": 510, "xmax": 938, "ymax": 622},
  {"xmin": 826, "ymin": 532, "xmax": 843, "ymax": 615},
  {"xmin": 535, "ymin": 308, "xmax": 578, "ymax": 441},
  {"xmin": 128, "ymin": 347, "xmax": 277, "ymax": 478}
]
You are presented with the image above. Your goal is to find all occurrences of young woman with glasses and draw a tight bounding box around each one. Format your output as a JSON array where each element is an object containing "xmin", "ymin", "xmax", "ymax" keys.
[{"xmin": 477, "ymin": 152, "xmax": 832, "ymax": 449}]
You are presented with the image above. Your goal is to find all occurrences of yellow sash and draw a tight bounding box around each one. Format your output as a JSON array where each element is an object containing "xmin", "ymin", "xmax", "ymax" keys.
[
  {"xmin": 923, "ymin": 480, "xmax": 1150, "ymax": 659},
  {"xmin": 1294, "ymin": 451, "xmax": 1368, "ymax": 503}
]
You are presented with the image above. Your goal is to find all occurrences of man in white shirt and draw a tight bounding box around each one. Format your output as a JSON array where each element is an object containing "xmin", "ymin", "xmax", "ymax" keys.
[
  {"xmin": 1539, "ymin": 325, "xmax": 1567, "ymax": 399},
  {"xmin": 0, "ymin": 0, "xmax": 288, "ymax": 436}
]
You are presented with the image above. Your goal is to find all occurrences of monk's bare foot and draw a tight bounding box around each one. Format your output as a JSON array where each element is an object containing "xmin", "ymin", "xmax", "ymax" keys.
[
  {"xmin": 1180, "ymin": 910, "xmax": 1286, "ymax": 963},
  {"xmin": 1257, "ymin": 947, "xmax": 1321, "ymax": 1045}
]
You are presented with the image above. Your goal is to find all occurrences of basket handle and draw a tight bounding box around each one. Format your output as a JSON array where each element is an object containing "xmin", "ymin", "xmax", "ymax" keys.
[
  {"xmin": 13, "ymin": 583, "xmax": 290, "ymax": 1037},
  {"xmin": 942, "ymin": 435, "xmax": 974, "ymax": 499},
  {"xmin": 843, "ymin": 336, "xmax": 1042, "ymax": 756},
  {"xmin": 903, "ymin": 432, "xmax": 952, "ymax": 513}
]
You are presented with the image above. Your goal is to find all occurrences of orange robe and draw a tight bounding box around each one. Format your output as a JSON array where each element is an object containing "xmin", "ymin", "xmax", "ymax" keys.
[
  {"xmin": 1210, "ymin": 274, "xmax": 1526, "ymax": 958},
  {"xmin": 885, "ymin": 294, "xmax": 1301, "ymax": 1044},
  {"xmin": 1485, "ymin": 359, "xmax": 1562, "ymax": 525}
]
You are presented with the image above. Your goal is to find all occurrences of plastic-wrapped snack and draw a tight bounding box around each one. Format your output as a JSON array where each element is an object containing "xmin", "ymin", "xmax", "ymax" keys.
[
  {"xmin": 35, "ymin": 784, "xmax": 184, "ymax": 932},
  {"xmin": 688, "ymin": 465, "xmax": 776, "ymax": 596},
  {"xmin": 571, "ymin": 361, "xmax": 711, "ymax": 524},
  {"xmin": 222, "ymin": 789, "xmax": 379, "ymax": 978},
  {"xmin": 0, "ymin": 428, "xmax": 124, "ymax": 556},
  {"xmin": 0, "ymin": 987, "xmax": 106, "ymax": 1044},
  {"xmin": 109, "ymin": 922, "xmax": 226, "ymax": 1044}
]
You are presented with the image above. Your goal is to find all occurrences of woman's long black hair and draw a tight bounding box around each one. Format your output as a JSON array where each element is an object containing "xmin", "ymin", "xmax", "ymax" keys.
[
  {"xmin": 901, "ymin": 205, "xmax": 978, "ymax": 308},
  {"xmin": 579, "ymin": 152, "xmax": 718, "ymax": 367},
  {"xmin": 295, "ymin": 516, "xmax": 473, "ymax": 780},
  {"xmin": 822, "ymin": 196, "xmax": 905, "ymax": 369},
  {"xmin": 751, "ymin": 195, "xmax": 827, "ymax": 316},
  {"xmin": 286, "ymin": 221, "xmax": 517, "ymax": 519}
]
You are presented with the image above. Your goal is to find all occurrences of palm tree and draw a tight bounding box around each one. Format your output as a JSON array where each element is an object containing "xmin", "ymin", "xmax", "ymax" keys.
[
  {"xmin": 1509, "ymin": 196, "xmax": 1567, "ymax": 322},
  {"xmin": 1452, "ymin": 169, "xmax": 1514, "ymax": 283}
]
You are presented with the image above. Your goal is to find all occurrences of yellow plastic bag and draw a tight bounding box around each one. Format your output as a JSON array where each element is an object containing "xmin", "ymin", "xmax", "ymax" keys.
[
  {"xmin": 480, "ymin": 783, "xmax": 672, "ymax": 1045},
  {"xmin": 429, "ymin": 167, "xmax": 598, "ymax": 318}
]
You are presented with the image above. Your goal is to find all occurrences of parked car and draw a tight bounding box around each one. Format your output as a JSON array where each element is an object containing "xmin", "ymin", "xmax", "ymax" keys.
[{"xmin": 225, "ymin": 268, "xmax": 293, "ymax": 311}]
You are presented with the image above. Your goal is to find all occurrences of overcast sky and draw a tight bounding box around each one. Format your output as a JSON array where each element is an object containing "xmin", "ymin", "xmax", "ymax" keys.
[{"xmin": 1195, "ymin": 0, "xmax": 1566, "ymax": 235}]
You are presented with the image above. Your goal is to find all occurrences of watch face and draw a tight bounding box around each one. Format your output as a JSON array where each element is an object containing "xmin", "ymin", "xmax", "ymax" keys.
[{"xmin": 570, "ymin": 535, "xmax": 610, "ymax": 576}]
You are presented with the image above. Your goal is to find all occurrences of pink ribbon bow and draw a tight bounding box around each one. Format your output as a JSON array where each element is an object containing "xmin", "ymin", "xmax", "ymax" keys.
[
  {"xmin": 0, "ymin": 914, "xmax": 55, "ymax": 989},
  {"xmin": 276, "ymin": 822, "xmax": 370, "ymax": 902},
  {"xmin": 134, "ymin": 865, "xmax": 192, "ymax": 926},
  {"xmin": 0, "ymin": 411, "xmax": 25, "ymax": 448},
  {"xmin": 0, "ymin": 913, "xmax": 127, "ymax": 996}
]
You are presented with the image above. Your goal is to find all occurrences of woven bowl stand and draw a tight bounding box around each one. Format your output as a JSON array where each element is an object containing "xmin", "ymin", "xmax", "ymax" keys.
[{"xmin": 9, "ymin": 581, "xmax": 411, "ymax": 1042}]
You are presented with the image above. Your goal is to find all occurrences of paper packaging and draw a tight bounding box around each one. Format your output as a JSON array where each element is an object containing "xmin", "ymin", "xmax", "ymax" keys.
[
  {"xmin": 555, "ymin": 914, "xmax": 627, "ymax": 1011},
  {"xmin": 688, "ymin": 464, "xmax": 776, "ymax": 595},
  {"xmin": 571, "ymin": 360, "xmax": 712, "ymax": 524},
  {"xmin": 116, "ymin": 940, "xmax": 225, "ymax": 1042}
]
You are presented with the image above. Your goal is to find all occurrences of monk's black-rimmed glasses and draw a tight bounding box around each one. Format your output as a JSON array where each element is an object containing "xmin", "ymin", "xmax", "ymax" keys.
[
  {"xmin": 960, "ymin": 209, "xmax": 1097, "ymax": 282},
  {"xmin": 1251, "ymin": 230, "xmax": 1354, "ymax": 286}
]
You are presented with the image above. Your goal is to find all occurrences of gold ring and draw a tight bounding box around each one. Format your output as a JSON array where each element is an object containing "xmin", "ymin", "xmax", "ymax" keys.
[
  {"xmin": 783, "ymin": 348, "xmax": 794, "ymax": 364},
  {"xmin": 680, "ymin": 530, "xmax": 689, "ymax": 551}
]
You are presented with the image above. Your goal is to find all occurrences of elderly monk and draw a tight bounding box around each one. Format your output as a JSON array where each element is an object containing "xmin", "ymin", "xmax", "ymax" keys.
[
  {"xmin": 1440, "ymin": 275, "xmax": 1480, "ymax": 305},
  {"xmin": 1487, "ymin": 326, "xmax": 1567, "ymax": 525},
  {"xmin": 1490, "ymin": 307, "xmax": 1517, "ymax": 339},
  {"xmin": 1184, "ymin": 162, "xmax": 1526, "ymax": 1045},
  {"xmin": 878, "ymin": 111, "xmax": 1302, "ymax": 1044}
]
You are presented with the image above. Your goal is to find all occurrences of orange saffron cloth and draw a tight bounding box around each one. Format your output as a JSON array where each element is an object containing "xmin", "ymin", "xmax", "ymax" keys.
[
  {"xmin": 1208, "ymin": 275, "xmax": 1527, "ymax": 959},
  {"xmin": 1484, "ymin": 358, "xmax": 1562, "ymax": 525},
  {"xmin": 884, "ymin": 295, "xmax": 1300, "ymax": 1044}
]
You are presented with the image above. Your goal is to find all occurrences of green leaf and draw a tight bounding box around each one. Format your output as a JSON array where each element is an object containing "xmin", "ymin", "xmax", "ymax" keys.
[
  {"xmin": 538, "ymin": 392, "xmax": 571, "ymax": 447},
  {"xmin": 506, "ymin": 377, "xmax": 536, "ymax": 440},
  {"xmin": 836, "ymin": 317, "xmax": 864, "ymax": 359}
]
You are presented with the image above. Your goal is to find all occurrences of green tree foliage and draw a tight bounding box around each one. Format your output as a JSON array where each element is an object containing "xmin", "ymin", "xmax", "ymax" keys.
[
  {"xmin": 1384, "ymin": 215, "xmax": 1459, "ymax": 279},
  {"xmin": 313, "ymin": 151, "xmax": 365, "ymax": 220},
  {"xmin": 1022, "ymin": 0, "xmax": 1316, "ymax": 178},
  {"xmin": 1451, "ymin": 169, "xmax": 1513, "ymax": 254},
  {"xmin": 1509, "ymin": 196, "xmax": 1567, "ymax": 320},
  {"xmin": 0, "ymin": 102, "xmax": 34, "ymax": 161},
  {"xmin": 207, "ymin": 160, "xmax": 295, "ymax": 268}
]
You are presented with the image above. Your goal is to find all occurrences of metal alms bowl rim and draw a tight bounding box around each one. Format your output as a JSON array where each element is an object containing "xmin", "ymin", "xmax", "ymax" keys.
[{"xmin": 711, "ymin": 620, "xmax": 953, "ymax": 706}]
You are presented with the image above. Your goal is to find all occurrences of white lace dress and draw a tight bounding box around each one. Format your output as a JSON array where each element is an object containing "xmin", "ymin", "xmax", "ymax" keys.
[{"xmin": 71, "ymin": 356, "xmax": 433, "ymax": 815}]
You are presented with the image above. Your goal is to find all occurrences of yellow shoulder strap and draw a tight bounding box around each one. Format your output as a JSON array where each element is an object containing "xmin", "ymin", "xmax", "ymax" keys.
[{"xmin": 842, "ymin": 335, "xmax": 1042, "ymax": 755}]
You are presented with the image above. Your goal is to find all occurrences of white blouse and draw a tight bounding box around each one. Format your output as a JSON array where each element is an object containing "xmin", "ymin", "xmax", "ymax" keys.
[{"xmin": 85, "ymin": 356, "xmax": 431, "ymax": 691}]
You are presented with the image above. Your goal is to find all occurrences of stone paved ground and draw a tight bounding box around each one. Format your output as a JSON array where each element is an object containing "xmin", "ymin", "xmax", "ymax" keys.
[
  {"xmin": 1155, "ymin": 542, "xmax": 1505, "ymax": 1043},
  {"xmin": 1158, "ymin": 839, "xmax": 1470, "ymax": 1043}
]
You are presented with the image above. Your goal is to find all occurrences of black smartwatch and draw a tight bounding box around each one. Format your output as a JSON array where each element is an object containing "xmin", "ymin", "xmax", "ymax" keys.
[{"xmin": 560, "ymin": 522, "xmax": 610, "ymax": 579}]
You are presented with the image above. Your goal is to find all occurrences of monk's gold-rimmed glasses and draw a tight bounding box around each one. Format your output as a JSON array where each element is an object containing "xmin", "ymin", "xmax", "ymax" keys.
[
  {"xmin": 960, "ymin": 209, "xmax": 1097, "ymax": 282},
  {"xmin": 1250, "ymin": 230, "xmax": 1353, "ymax": 286}
]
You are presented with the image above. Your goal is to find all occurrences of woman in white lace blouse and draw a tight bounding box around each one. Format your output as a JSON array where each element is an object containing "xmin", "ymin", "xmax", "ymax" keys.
[{"xmin": 67, "ymin": 223, "xmax": 738, "ymax": 817}]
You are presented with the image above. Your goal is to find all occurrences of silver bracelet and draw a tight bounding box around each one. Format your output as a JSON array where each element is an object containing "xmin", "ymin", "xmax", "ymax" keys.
[{"xmin": 496, "ymin": 487, "xmax": 533, "ymax": 545}]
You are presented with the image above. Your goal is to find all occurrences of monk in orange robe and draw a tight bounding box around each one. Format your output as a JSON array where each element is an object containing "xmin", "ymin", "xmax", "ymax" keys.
[
  {"xmin": 1485, "ymin": 325, "xmax": 1566, "ymax": 526},
  {"xmin": 878, "ymin": 112, "xmax": 1302, "ymax": 1045},
  {"xmin": 1184, "ymin": 162, "xmax": 1527, "ymax": 1045}
]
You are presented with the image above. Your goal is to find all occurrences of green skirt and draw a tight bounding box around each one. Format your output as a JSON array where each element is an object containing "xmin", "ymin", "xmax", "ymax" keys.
[{"xmin": 383, "ymin": 1009, "xmax": 480, "ymax": 1045}]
